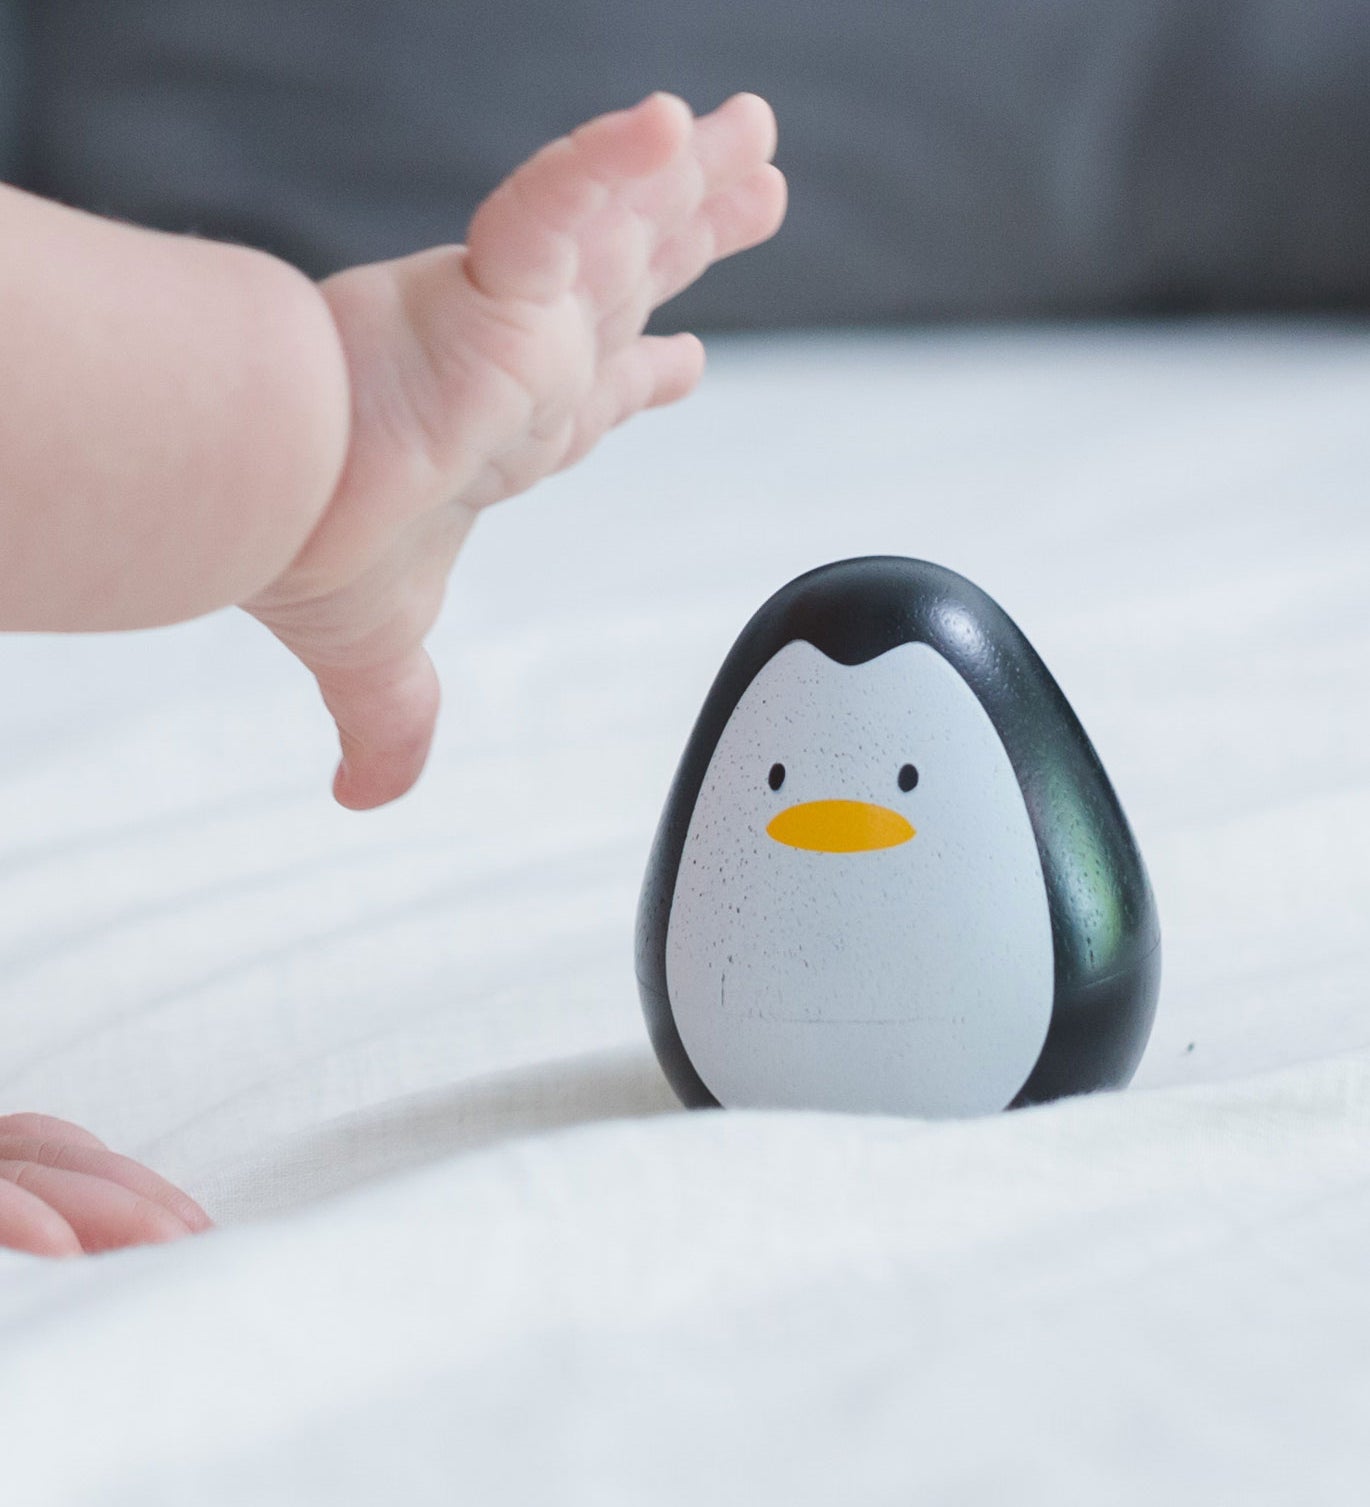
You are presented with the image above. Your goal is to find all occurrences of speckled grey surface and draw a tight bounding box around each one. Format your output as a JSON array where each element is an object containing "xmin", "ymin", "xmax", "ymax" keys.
[{"xmin": 665, "ymin": 640, "xmax": 1054, "ymax": 1115}]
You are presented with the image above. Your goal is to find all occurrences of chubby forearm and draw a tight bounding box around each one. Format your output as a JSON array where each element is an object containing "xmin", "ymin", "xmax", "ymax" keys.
[{"xmin": 0, "ymin": 183, "xmax": 351, "ymax": 630}]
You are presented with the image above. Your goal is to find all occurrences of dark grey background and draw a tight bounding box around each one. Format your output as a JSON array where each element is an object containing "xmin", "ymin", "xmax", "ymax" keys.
[{"xmin": 2, "ymin": 1, "xmax": 1369, "ymax": 329}]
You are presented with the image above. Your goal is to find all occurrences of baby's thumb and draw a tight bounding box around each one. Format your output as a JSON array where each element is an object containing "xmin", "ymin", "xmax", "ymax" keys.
[{"xmin": 313, "ymin": 648, "xmax": 441, "ymax": 810}]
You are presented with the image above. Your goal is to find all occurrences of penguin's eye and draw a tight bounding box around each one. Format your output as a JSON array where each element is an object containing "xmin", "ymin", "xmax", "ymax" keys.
[
  {"xmin": 768, "ymin": 762, "xmax": 786, "ymax": 791},
  {"xmin": 897, "ymin": 763, "xmax": 919, "ymax": 792}
]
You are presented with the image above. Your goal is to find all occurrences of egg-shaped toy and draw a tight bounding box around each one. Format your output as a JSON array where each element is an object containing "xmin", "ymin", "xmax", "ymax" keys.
[{"xmin": 635, "ymin": 557, "xmax": 1160, "ymax": 1115}]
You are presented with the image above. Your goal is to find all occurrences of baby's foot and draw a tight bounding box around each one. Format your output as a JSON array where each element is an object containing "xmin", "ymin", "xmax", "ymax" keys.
[
  {"xmin": 246, "ymin": 92, "xmax": 786, "ymax": 809},
  {"xmin": 0, "ymin": 1113, "xmax": 213, "ymax": 1256}
]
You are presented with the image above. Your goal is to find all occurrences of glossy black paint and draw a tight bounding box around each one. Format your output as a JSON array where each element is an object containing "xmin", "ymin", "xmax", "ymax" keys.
[{"xmin": 635, "ymin": 557, "xmax": 1161, "ymax": 1113}]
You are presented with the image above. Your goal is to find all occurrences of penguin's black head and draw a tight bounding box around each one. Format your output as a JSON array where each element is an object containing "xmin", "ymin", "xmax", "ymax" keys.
[{"xmin": 759, "ymin": 557, "xmax": 1003, "ymax": 674}]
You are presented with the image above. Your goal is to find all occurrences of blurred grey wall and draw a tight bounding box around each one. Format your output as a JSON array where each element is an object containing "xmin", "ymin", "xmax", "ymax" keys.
[
  {"xmin": 9, "ymin": 0, "xmax": 1370, "ymax": 329},
  {"xmin": 0, "ymin": 1, "xmax": 22, "ymax": 180}
]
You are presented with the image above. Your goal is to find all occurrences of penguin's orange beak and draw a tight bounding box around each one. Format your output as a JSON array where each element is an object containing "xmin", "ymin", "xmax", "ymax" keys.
[{"xmin": 766, "ymin": 800, "xmax": 915, "ymax": 853}]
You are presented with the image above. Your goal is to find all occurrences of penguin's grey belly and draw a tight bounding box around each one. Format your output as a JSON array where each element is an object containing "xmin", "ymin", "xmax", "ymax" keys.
[
  {"xmin": 665, "ymin": 845, "xmax": 1055, "ymax": 1116},
  {"xmin": 660, "ymin": 636, "xmax": 1057, "ymax": 1117}
]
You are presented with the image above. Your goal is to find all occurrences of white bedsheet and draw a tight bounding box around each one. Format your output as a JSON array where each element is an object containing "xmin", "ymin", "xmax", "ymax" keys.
[{"xmin": 1, "ymin": 322, "xmax": 1368, "ymax": 1503}]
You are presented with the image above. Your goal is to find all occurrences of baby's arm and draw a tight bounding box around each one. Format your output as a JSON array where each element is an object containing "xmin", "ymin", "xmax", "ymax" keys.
[
  {"xmin": 1, "ymin": 92, "xmax": 785, "ymax": 811},
  {"xmin": 0, "ymin": 94, "xmax": 783, "ymax": 1258},
  {"xmin": 0, "ymin": 184, "xmax": 350, "ymax": 630}
]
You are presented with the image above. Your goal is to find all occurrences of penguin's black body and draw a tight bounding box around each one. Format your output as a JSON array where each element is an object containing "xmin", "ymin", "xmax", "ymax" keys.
[{"xmin": 636, "ymin": 557, "xmax": 1160, "ymax": 1116}]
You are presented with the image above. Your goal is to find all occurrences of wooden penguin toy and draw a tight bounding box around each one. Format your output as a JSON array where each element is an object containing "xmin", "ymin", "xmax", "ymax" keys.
[{"xmin": 636, "ymin": 557, "xmax": 1160, "ymax": 1116}]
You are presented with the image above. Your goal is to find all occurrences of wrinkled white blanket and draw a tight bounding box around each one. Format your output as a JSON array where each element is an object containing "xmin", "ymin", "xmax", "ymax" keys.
[{"xmin": 2, "ymin": 324, "xmax": 1368, "ymax": 1504}]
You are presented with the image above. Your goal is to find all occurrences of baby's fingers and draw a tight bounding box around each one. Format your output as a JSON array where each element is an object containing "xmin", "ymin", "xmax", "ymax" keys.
[
  {"xmin": 705, "ymin": 163, "xmax": 789, "ymax": 260},
  {"xmin": 467, "ymin": 93, "xmax": 693, "ymax": 303},
  {"xmin": 649, "ymin": 163, "xmax": 788, "ymax": 309},
  {"xmin": 0, "ymin": 1136, "xmax": 213, "ymax": 1234},
  {"xmin": 621, "ymin": 332, "xmax": 707, "ymax": 414},
  {"xmin": 692, "ymin": 93, "xmax": 779, "ymax": 188},
  {"xmin": 319, "ymin": 648, "xmax": 441, "ymax": 810},
  {"xmin": 0, "ymin": 1177, "xmax": 81, "ymax": 1257},
  {"xmin": 562, "ymin": 333, "xmax": 705, "ymax": 468},
  {"xmin": 0, "ymin": 1161, "xmax": 192, "ymax": 1255},
  {"xmin": 0, "ymin": 1112, "xmax": 107, "ymax": 1150},
  {"xmin": 571, "ymin": 91, "xmax": 694, "ymax": 180}
]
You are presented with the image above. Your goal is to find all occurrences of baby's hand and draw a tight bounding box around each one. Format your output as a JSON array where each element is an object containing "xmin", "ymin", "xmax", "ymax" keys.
[
  {"xmin": 0, "ymin": 1114, "xmax": 212, "ymax": 1256},
  {"xmin": 244, "ymin": 93, "xmax": 785, "ymax": 810}
]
